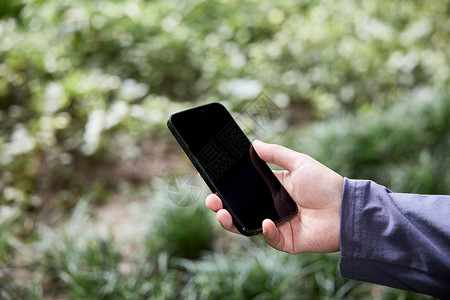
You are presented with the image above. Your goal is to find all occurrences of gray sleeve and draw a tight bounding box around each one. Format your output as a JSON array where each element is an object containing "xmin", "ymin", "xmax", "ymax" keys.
[{"xmin": 339, "ymin": 178, "xmax": 450, "ymax": 298}]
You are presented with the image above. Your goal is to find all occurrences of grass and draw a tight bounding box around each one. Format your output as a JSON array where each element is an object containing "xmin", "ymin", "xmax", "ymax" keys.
[
  {"xmin": 146, "ymin": 178, "xmax": 216, "ymax": 260},
  {"xmin": 36, "ymin": 200, "xmax": 184, "ymax": 299}
]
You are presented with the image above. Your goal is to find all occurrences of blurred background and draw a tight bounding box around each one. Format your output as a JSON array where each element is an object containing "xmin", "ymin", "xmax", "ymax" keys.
[{"xmin": 1, "ymin": 0, "xmax": 449, "ymax": 298}]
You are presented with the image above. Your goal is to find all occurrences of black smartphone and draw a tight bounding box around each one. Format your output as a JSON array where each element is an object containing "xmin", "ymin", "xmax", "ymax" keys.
[{"xmin": 167, "ymin": 102, "xmax": 298, "ymax": 236}]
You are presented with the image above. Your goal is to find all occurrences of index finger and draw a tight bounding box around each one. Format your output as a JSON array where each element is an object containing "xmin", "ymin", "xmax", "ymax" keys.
[
  {"xmin": 205, "ymin": 193, "xmax": 223, "ymax": 212},
  {"xmin": 205, "ymin": 193, "xmax": 241, "ymax": 235}
]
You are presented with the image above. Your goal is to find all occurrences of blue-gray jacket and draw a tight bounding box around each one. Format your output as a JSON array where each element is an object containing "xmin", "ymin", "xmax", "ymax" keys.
[{"xmin": 340, "ymin": 178, "xmax": 450, "ymax": 299}]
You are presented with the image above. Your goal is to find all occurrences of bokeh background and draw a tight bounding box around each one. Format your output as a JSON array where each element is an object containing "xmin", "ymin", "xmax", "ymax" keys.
[{"xmin": 1, "ymin": 0, "xmax": 449, "ymax": 298}]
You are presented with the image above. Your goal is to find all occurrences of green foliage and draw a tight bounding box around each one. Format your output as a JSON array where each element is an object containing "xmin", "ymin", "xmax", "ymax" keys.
[
  {"xmin": 182, "ymin": 248, "xmax": 318, "ymax": 299},
  {"xmin": 181, "ymin": 249, "xmax": 430, "ymax": 299},
  {"xmin": 3, "ymin": 0, "xmax": 448, "ymax": 110},
  {"xmin": 37, "ymin": 201, "xmax": 183, "ymax": 299},
  {"xmin": 2, "ymin": 0, "xmax": 449, "ymax": 220},
  {"xmin": 43, "ymin": 234, "xmax": 124, "ymax": 298},
  {"xmin": 279, "ymin": 88, "xmax": 450, "ymax": 194},
  {"xmin": 0, "ymin": 0, "xmax": 25, "ymax": 19},
  {"xmin": 148, "ymin": 179, "xmax": 215, "ymax": 260},
  {"xmin": 0, "ymin": 0, "xmax": 448, "ymax": 298}
]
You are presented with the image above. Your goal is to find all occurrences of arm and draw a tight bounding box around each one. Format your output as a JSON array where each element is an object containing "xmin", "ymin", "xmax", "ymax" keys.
[{"xmin": 340, "ymin": 178, "xmax": 450, "ymax": 298}]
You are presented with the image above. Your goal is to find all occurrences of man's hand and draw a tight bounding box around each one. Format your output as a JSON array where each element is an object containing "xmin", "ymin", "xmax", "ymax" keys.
[{"xmin": 205, "ymin": 140, "xmax": 344, "ymax": 254}]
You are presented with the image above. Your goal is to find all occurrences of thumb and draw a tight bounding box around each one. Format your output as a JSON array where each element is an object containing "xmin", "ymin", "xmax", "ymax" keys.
[
  {"xmin": 262, "ymin": 219, "xmax": 285, "ymax": 252},
  {"xmin": 252, "ymin": 140, "xmax": 301, "ymax": 171}
]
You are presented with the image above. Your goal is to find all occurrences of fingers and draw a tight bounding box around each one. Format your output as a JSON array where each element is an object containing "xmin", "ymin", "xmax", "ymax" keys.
[
  {"xmin": 205, "ymin": 194, "xmax": 241, "ymax": 234},
  {"xmin": 205, "ymin": 193, "xmax": 222, "ymax": 212},
  {"xmin": 252, "ymin": 140, "xmax": 305, "ymax": 171},
  {"xmin": 216, "ymin": 209, "xmax": 240, "ymax": 234},
  {"xmin": 262, "ymin": 219, "xmax": 285, "ymax": 252}
]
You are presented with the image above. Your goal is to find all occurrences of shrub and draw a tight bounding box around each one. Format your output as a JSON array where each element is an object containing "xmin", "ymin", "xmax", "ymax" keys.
[
  {"xmin": 181, "ymin": 247, "xmax": 317, "ymax": 299},
  {"xmin": 37, "ymin": 201, "xmax": 183, "ymax": 299},
  {"xmin": 146, "ymin": 178, "xmax": 216, "ymax": 260},
  {"xmin": 278, "ymin": 88, "xmax": 450, "ymax": 194}
]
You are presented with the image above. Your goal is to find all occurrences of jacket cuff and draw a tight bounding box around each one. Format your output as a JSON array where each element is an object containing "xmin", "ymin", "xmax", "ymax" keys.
[{"xmin": 339, "ymin": 177, "xmax": 364, "ymax": 279}]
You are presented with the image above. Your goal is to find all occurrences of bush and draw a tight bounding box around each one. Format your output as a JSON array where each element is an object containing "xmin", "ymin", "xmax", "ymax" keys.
[
  {"xmin": 181, "ymin": 247, "xmax": 318, "ymax": 299},
  {"xmin": 181, "ymin": 247, "xmax": 429, "ymax": 299},
  {"xmin": 147, "ymin": 178, "xmax": 216, "ymax": 260},
  {"xmin": 37, "ymin": 201, "xmax": 184, "ymax": 299},
  {"xmin": 278, "ymin": 88, "xmax": 450, "ymax": 194}
]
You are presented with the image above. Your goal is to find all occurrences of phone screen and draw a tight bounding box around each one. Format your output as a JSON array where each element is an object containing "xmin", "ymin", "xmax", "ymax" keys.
[{"xmin": 168, "ymin": 103, "xmax": 297, "ymax": 235}]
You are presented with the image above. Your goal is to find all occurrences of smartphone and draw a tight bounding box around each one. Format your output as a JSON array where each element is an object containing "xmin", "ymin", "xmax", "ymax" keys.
[{"xmin": 167, "ymin": 102, "xmax": 298, "ymax": 236}]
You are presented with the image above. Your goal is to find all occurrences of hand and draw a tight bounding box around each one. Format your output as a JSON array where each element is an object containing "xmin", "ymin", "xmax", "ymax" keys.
[{"xmin": 205, "ymin": 140, "xmax": 344, "ymax": 254}]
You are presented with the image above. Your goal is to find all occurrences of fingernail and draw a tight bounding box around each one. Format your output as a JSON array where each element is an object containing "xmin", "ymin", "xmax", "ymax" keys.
[{"xmin": 262, "ymin": 219, "xmax": 270, "ymax": 235}]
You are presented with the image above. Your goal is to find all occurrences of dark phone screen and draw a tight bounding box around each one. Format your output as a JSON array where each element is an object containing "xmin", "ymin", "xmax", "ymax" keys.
[{"xmin": 169, "ymin": 103, "xmax": 297, "ymax": 234}]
